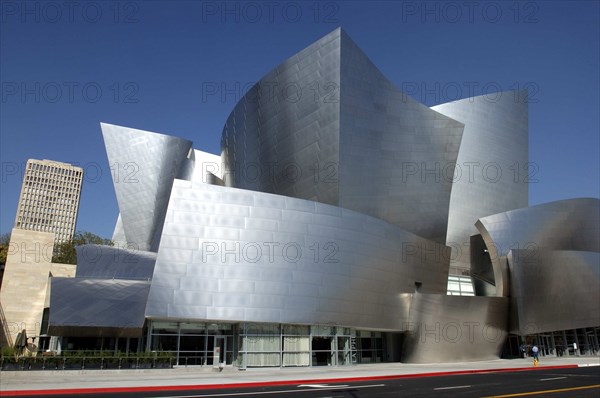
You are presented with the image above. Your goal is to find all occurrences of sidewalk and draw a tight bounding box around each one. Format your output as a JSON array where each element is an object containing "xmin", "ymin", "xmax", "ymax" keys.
[{"xmin": 1, "ymin": 356, "xmax": 599, "ymax": 395}]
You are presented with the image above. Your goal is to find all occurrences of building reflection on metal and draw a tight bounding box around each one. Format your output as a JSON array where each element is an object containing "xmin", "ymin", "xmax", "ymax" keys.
[
  {"xmin": 46, "ymin": 28, "xmax": 599, "ymax": 364},
  {"xmin": 220, "ymin": 28, "xmax": 464, "ymax": 244},
  {"xmin": 475, "ymin": 198, "xmax": 599, "ymax": 297},
  {"xmin": 48, "ymin": 278, "xmax": 150, "ymax": 338},
  {"xmin": 146, "ymin": 180, "xmax": 449, "ymax": 330},
  {"xmin": 101, "ymin": 123, "xmax": 192, "ymax": 252},
  {"xmin": 432, "ymin": 92, "xmax": 528, "ymax": 272},
  {"xmin": 508, "ymin": 249, "xmax": 599, "ymax": 335},
  {"xmin": 473, "ymin": 198, "xmax": 600, "ymax": 338},
  {"xmin": 401, "ymin": 294, "xmax": 509, "ymax": 363},
  {"xmin": 74, "ymin": 244, "xmax": 156, "ymax": 280}
]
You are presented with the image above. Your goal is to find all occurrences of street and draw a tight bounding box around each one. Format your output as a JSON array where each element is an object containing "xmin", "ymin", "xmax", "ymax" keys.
[{"xmin": 8, "ymin": 366, "xmax": 599, "ymax": 398}]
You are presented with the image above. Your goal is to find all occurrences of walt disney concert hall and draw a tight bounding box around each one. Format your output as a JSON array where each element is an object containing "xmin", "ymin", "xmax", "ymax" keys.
[{"xmin": 48, "ymin": 28, "xmax": 599, "ymax": 367}]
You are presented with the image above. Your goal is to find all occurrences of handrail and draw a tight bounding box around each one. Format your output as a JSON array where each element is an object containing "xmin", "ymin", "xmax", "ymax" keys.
[{"xmin": 0, "ymin": 355, "xmax": 174, "ymax": 371}]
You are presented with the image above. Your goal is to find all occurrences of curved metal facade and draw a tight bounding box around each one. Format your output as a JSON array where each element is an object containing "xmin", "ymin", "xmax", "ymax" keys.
[
  {"xmin": 101, "ymin": 123, "xmax": 192, "ymax": 252},
  {"xmin": 145, "ymin": 179, "xmax": 450, "ymax": 330},
  {"xmin": 472, "ymin": 198, "xmax": 600, "ymax": 337},
  {"xmin": 74, "ymin": 244, "xmax": 156, "ymax": 280},
  {"xmin": 508, "ymin": 249, "xmax": 599, "ymax": 335},
  {"xmin": 402, "ymin": 295, "xmax": 508, "ymax": 363},
  {"xmin": 220, "ymin": 28, "xmax": 464, "ymax": 243},
  {"xmin": 44, "ymin": 29, "xmax": 599, "ymax": 364},
  {"xmin": 220, "ymin": 29, "xmax": 341, "ymax": 206},
  {"xmin": 338, "ymin": 31, "xmax": 464, "ymax": 243},
  {"xmin": 48, "ymin": 278, "xmax": 150, "ymax": 338},
  {"xmin": 432, "ymin": 92, "xmax": 528, "ymax": 271},
  {"xmin": 475, "ymin": 198, "xmax": 600, "ymax": 296}
]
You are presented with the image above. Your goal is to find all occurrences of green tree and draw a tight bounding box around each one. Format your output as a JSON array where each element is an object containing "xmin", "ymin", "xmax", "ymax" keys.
[
  {"xmin": 0, "ymin": 233, "xmax": 10, "ymax": 266},
  {"xmin": 52, "ymin": 231, "xmax": 113, "ymax": 264}
]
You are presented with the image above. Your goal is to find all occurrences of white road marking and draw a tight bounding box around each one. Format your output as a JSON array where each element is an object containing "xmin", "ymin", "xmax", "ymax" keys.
[
  {"xmin": 540, "ymin": 376, "xmax": 567, "ymax": 381},
  {"xmin": 298, "ymin": 384, "xmax": 349, "ymax": 388},
  {"xmin": 433, "ymin": 385, "xmax": 472, "ymax": 390},
  {"xmin": 149, "ymin": 383, "xmax": 385, "ymax": 398}
]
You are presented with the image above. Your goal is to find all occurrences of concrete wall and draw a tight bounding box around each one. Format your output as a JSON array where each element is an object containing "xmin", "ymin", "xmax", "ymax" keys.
[{"xmin": 0, "ymin": 228, "xmax": 75, "ymax": 347}]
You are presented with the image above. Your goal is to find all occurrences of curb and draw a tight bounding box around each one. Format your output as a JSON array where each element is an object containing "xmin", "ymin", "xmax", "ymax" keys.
[{"xmin": 0, "ymin": 364, "xmax": 585, "ymax": 396}]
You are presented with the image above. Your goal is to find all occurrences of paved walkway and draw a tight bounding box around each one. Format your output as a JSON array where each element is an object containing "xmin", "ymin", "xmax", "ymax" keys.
[{"xmin": 1, "ymin": 356, "xmax": 599, "ymax": 393}]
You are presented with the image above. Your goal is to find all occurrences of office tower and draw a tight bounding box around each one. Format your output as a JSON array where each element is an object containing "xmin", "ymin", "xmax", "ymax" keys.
[{"xmin": 14, "ymin": 159, "xmax": 83, "ymax": 244}]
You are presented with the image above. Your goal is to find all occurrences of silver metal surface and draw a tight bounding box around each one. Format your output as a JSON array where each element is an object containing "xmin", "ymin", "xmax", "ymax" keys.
[
  {"xmin": 220, "ymin": 28, "xmax": 464, "ymax": 243},
  {"xmin": 475, "ymin": 198, "xmax": 600, "ymax": 296},
  {"xmin": 74, "ymin": 244, "xmax": 156, "ymax": 280},
  {"xmin": 338, "ymin": 30, "xmax": 464, "ymax": 243},
  {"xmin": 402, "ymin": 294, "xmax": 509, "ymax": 363},
  {"xmin": 220, "ymin": 28, "xmax": 342, "ymax": 206},
  {"xmin": 508, "ymin": 249, "xmax": 600, "ymax": 335},
  {"xmin": 145, "ymin": 179, "xmax": 450, "ymax": 330},
  {"xmin": 101, "ymin": 123, "xmax": 192, "ymax": 252},
  {"xmin": 432, "ymin": 92, "xmax": 528, "ymax": 270},
  {"xmin": 48, "ymin": 278, "xmax": 150, "ymax": 337},
  {"xmin": 45, "ymin": 29, "xmax": 598, "ymax": 363},
  {"xmin": 111, "ymin": 214, "xmax": 127, "ymax": 248}
]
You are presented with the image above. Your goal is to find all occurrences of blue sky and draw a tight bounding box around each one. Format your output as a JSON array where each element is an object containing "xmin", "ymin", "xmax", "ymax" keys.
[{"xmin": 1, "ymin": 0, "xmax": 599, "ymax": 239}]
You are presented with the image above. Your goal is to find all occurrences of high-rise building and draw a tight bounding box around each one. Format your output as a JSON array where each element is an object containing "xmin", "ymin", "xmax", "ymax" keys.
[{"xmin": 14, "ymin": 159, "xmax": 83, "ymax": 244}]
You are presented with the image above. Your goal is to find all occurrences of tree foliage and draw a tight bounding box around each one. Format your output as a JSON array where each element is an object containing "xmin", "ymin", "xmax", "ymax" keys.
[
  {"xmin": 0, "ymin": 233, "xmax": 10, "ymax": 266},
  {"xmin": 51, "ymin": 231, "xmax": 113, "ymax": 264}
]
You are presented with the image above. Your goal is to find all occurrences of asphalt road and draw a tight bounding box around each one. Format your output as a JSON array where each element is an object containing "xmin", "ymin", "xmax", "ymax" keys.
[{"xmin": 9, "ymin": 366, "xmax": 600, "ymax": 398}]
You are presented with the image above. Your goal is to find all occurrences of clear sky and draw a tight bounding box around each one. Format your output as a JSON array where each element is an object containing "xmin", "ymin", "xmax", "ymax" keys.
[{"xmin": 1, "ymin": 0, "xmax": 599, "ymax": 239}]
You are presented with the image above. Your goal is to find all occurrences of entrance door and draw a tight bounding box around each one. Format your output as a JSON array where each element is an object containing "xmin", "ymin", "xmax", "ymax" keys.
[
  {"xmin": 312, "ymin": 337, "xmax": 333, "ymax": 366},
  {"xmin": 539, "ymin": 334, "xmax": 554, "ymax": 356},
  {"xmin": 213, "ymin": 336, "xmax": 226, "ymax": 365}
]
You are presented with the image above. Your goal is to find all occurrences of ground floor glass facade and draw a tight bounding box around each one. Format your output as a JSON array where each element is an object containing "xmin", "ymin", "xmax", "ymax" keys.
[
  {"xmin": 147, "ymin": 321, "xmax": 387, "ymax": 367},
  {"xmin": 503, "ymin": 327, "xmax": 600, "ymax": 358}
]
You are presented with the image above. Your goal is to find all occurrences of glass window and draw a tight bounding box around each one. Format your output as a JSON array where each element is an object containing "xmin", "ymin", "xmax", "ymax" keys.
[
  {"xmin": 283, "ymin": 325, "xmax": 309, "ymax": 335},
  {"xmin": 152, "ymin": 335, "xmax": 177, "ymax": 351},
  {"xmin": 180, "ymin": 322, "xmax": 206, "ymax": 334},
  {"xmin": 312, "ymin": 325, "xmax": 335, "ymax": 336},
  {"xmin": 179, "ymin": 335, "xmax": 206, "ymax": 351},
  {"xmin": 152, "ymin": 321, "xmax": 178, "ymax": 334},
  {"xmin": 245, "ymin": 323, "xmax": 279, "ymax": 335}
]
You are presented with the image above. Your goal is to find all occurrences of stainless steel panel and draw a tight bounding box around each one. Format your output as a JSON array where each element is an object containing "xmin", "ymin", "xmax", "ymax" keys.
[
  {"xmin": 111, "ymin": 214, "xmax": 127, "ymax": 247},
  {"xmin": 476, "ymin": 198, "xmax": 600, "ymax": 296},
  {"xmin": 402, "ymin": 294, "xmax": 509, "ymax": 363},
  {"xmin": 101, "ymin": 123, "xmax": 193, "ymax": 252},
  {"xmin": 74, "ymin": 29, "xmax": 598, "ymax": 363},
  {"xmin": 432, "ymin": 93, "xmax": 529, "ymax": 271},
  {"xmin": 74, "ymin": 244, "xmax": 156, "ymax": 280},
  {"xmin": 145, "ymin": 180, "xmax": 450, "ymax": 330},
  {"xmin": 220, "ymin": 28, "xmax": 340, "ymax": 207},
  {"xmin": 48, "ymin": 278, "xmax": 150, "ymax": 338},
  {"xmin": 508, "ymin": 249, "xmax": 600, "ymax": 334},
  {"xmin": 339, "ymin": 30, "xmax": 464, "ymax": 243},
  {"xmin": 220, "ymin": 28, "xmax": 464, "ymax": 243}
]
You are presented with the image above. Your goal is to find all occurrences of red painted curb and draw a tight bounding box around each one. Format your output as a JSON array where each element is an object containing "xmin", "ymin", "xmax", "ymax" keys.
[{"xmin": 0, "ymin": 364, "xmax": 580, "ymax": 396}]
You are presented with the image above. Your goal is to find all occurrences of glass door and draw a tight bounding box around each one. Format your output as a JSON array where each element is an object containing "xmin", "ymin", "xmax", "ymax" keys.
[{"xmin": 213, "ymin": 335, "xmax": 226, "ymax": 365}]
